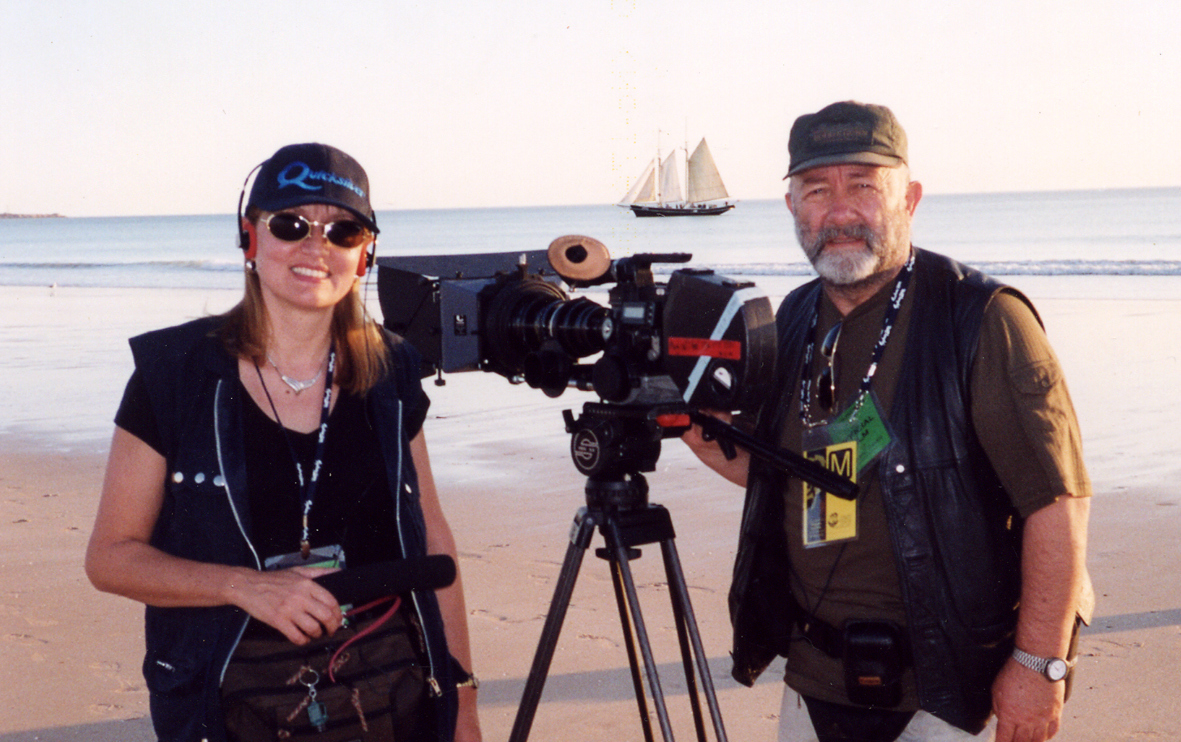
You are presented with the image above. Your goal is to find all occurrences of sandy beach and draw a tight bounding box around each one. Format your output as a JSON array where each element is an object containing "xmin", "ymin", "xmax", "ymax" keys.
[{"xmin": 2, "ymin": 282, "xmax": 1180, "ymax": 741}]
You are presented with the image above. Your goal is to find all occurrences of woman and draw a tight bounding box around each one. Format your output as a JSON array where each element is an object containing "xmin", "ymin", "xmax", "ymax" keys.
[{"xmin": 86, "ymin": 143, "xmax": 481, "ymax": 742}]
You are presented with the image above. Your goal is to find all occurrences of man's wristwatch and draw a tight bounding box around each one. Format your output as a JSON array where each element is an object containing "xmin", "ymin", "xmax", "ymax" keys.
[{"xmin": 1011, "ymin": 647, "xmax": 1074, "ymax": 681}]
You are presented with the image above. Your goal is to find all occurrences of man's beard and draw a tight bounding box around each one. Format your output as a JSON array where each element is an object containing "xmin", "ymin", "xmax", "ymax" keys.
[{"xmin": 796, "ymin": 214, "xmax": 910, "ymax": 287}]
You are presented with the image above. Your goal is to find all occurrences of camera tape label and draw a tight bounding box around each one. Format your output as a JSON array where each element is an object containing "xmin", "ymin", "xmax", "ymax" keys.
[{"xmin": 674, "ymin": 286, "xmax": 768, "ymax": 404}]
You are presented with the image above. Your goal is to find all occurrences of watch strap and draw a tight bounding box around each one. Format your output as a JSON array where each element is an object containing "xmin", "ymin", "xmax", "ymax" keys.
[
  {"xmin": 1011, "ymin": 647, "xmax": 1073, "ymax": 681},
  {"xmin": 456, "ymin": 670, "xmax": 479, "ymax": 689}
]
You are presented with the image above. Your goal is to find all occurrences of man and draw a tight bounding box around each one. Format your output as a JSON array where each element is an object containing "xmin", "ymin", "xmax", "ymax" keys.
[{"xmin": 684, "ymin": 102, "xmax": 1092, "ymax": 742}]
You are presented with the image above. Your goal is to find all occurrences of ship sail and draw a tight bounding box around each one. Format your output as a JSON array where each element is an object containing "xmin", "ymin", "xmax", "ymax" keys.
[
  {"xmin": 619, "ymin": 158, "xmax": 658, "ymax": 205},
  {"xmin": 659, "ymin": 152, "xmax": 682, "ymax": 203},
  {"xmin": 686, "ymin": 139, "xmax": 729, "ymax": 204},
  {"xmin": 618, "ymin": 136, "xmax": 735, "ymax": 216}
]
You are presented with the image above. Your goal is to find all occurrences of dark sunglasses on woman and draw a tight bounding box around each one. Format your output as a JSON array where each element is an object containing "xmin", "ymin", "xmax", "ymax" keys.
[{"xmin": 263, "ymin": 212, "xmax": 373, "ymax": 249}]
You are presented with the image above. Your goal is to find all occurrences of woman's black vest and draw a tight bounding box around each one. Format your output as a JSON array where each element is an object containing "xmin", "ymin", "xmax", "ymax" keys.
[
  {"xmin": 729, "ymin": 248, "xmax": 1032, "ymax": 733},
  {"xmin": 129, "ymin": 316, "xmax": 459, "ymax": 742}
]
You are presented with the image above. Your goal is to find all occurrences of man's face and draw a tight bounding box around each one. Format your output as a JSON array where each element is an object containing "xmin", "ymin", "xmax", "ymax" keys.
[{"xmin": 786, "ymin": 164, "xmax": 921, "ymax": 287}]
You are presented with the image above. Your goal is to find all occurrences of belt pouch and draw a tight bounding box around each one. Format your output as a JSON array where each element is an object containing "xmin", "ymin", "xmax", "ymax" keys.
[{"xmin": 842, "ymin": 620, "xmax": 905, "ymax": 708}]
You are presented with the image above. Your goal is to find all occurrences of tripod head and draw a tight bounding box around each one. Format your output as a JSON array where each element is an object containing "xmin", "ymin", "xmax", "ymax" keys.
[
  {"xmin": 562, "ymin": 402, "xmax": 670, "ymax": 511},
  {"xmin": 562, "ymin": 402, "xmax": 858, "ymax": 513}
]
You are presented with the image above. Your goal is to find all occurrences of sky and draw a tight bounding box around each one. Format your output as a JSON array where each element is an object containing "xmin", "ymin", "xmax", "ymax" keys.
[{"xmin": 1, "ymin": 0, "xmax": 1178, "ymax": 217}]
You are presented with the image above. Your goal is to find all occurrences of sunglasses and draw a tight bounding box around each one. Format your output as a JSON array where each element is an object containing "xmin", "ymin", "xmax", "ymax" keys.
[
  {"xmin": 816, "ymin": 321, "xmax": 842, "ymax": 412},
  {"xmin": 262, "ymin": 212, "xmax": 373, "ymax": 249}
]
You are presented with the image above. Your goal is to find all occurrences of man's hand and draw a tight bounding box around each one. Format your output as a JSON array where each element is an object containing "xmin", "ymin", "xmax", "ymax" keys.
[
  {"xmin": 992, "ymin": 657, "xmax": 1064, "ymax": 742},
  {"xmin": 680, "ymin": 409, "xmax": 750, "ymax": 487}
]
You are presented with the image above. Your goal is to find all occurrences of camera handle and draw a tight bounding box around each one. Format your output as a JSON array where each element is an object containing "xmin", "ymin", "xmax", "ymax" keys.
[{"xmin": 688, "ymin": 411, "xmax": 859, "ymax": 500}]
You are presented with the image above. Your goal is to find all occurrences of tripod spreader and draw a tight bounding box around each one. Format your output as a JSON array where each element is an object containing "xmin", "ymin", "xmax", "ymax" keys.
[{"xmin": 688, "ymin": 411, "xmax": 859, "ymax": 500}]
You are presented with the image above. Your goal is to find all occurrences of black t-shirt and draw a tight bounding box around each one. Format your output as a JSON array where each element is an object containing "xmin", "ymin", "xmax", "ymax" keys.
[{"xmin": 115, "ymin": 363, "xmax": 429, "ymax": 568}]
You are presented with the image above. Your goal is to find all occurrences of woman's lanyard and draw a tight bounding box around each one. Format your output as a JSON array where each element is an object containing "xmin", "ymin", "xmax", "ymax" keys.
[
  {"xmin": 798, "ymin": 250, "xmax": 914, "ymax": 428},
  {"xmin": 255, "ymin": 345, "xmax": 336, "ymax": 560}
]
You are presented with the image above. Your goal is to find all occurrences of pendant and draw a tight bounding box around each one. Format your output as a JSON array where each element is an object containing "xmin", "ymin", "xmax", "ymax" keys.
[
  {"xmin": 267, "ymin": 354, "xmax": 323, "ymax": 394},
  {"xmin": 277, "ymin": 371, "xmax": 320, "ymax": 394}
]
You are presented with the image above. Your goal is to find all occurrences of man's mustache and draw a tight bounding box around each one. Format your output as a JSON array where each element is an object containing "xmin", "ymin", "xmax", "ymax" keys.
[{"xmin": 807, "ymin": 224, "xmax": 877, "ymax": 256}]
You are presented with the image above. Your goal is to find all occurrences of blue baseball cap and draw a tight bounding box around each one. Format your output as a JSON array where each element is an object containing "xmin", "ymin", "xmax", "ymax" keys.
[{"xmin": 247, "ymin": 143, "xmax": 379, "ymax": 233}]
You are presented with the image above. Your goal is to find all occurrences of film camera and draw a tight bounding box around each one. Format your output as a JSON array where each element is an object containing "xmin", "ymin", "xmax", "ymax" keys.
[
  {"xmin": 377, "ymin": 235, "xmax": 775, "ymax": 414},
  {"xmin": 377, "ymin": 235, "xmax": 778, "ymax": 485},
  {"xmin": 377, "ymin": 235, "xmax": 854, "ymax": 497}
]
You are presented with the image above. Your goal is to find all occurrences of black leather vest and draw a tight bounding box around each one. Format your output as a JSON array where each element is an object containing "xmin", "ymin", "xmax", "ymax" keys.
[{"xmin": 729, "ymin": 248, "xmax": 1033, "ymax": 733}]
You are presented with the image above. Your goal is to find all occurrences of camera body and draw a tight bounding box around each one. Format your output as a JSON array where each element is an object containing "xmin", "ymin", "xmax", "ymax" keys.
[{"xmin": 376, "ymin": 237, "xmax": 775, "ymax": 415}]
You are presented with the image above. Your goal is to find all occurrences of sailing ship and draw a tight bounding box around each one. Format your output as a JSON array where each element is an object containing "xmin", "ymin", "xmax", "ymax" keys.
[{"xmin": 617, "ymin": 138, "xmax": 736, "ymax": 217}]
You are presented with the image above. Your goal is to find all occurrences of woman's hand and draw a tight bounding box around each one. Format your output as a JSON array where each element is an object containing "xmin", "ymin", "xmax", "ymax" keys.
[
  {"xmin": 223, "ymin": 565, "xmax": 343, "ymax": 645},
  {"xmin": 454, "ymin": 690, "xmax": 482, "ymax": 742}
]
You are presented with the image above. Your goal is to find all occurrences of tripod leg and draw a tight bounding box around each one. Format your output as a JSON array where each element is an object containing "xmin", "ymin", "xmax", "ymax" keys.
[
  {"xmin": 608, "ymin": 551, "xmax": 656, "ymax": 742},
  {"xmin": 662, "ymin": 543, "xmax": 708, "ymax": 741},
  {"xmin": 606, "ymin": 519, "xmax": 677, "ymax": 742},
  {"xmin": 660, "ymin": 539, "xmax": 729, "ymax": 742},
  {"xmin": 509, "ymin": 509, "xmax": 597, "ymax": 742}
]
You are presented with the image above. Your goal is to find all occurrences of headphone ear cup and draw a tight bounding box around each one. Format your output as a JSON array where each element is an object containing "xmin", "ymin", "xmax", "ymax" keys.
[
  {"xmin": 241, "ymin": 219, "xmax": 258, "ymax": 260},
  {"xmin": 356, "ymin": 242, "xmax": 375, "ymax": 277}
]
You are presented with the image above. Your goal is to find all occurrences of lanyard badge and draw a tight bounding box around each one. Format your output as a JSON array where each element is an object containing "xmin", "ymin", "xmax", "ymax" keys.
[
  {"xmin": 800, "ymin": 394, "xmax": 891, "ymax": 548},
  {"xmin": 796, "ymin": 253, "xmax": 913, "ymax": 549}
]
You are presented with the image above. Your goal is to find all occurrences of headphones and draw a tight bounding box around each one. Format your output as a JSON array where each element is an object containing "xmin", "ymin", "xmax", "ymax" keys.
[
  {"xmin": 237, "ymin": 163, "xmax": 263, "ymax": 260},
  {"xmin": 236, "ymin": 163, "xmax": 376, "ymax": 278},
  {"xmin": 356, "ymin": 241, "xmax": 376, "ymax": 278}
]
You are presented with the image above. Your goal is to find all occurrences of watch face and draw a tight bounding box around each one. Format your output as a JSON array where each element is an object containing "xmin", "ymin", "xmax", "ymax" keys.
[{"xmin": 1046, "ymin": 658, "xmax": 1069, "ymax": 681}]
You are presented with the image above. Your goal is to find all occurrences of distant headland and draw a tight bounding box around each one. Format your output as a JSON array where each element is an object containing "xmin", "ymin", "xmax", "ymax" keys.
[{"xmin": 1, "ymin": 213, "xmax": 65, "ymax": 219}]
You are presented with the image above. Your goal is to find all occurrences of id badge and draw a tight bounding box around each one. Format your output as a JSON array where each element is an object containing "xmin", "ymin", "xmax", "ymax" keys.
[
  {"xmin": 825, "ymin": 391, "xmax": 892, "ymax": 472},
  {"xmin": 800, "ymin": 393, "xmax": 892, "ymax": 549},
  {"xmin": 264, "ymin": 544, "xmax": 345, "ymax": 571},
  {"xmin": 801, "ymin": 438, "xmax": 858, "ymax": 548}
]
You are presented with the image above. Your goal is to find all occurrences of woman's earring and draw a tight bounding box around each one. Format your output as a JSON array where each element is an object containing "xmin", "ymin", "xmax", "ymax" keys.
[{"xmin": 245, "ymin": 259, "xmax": 257, "ymax": 273}]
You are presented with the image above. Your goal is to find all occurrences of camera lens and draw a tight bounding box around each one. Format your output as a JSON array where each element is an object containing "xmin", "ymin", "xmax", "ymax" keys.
[{"xmin": 482, "ymin": 277, "xmax": 611, "ymax": 380}]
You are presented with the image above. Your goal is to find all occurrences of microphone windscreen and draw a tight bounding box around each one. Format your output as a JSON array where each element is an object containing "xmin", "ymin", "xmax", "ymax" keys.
[{"xmin": 315, "ymin": 555, "xmax": 456, "ymax": 606}]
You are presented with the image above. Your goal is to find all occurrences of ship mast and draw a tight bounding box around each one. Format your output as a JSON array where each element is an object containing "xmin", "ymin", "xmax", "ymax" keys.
[{"xmin": 654, "ymin": 131, "xmax": 662, "ymax": 205}]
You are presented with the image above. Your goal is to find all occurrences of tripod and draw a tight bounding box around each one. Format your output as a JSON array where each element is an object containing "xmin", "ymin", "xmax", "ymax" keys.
[
  {"xmin": 508, "ymin": 479, "xmax": 726, "ymax": 742},
  {"xmin": 507, "ymin": 402, "xmax": 857, "ymax": 742},
  {"xmin": 508, "ymin": 404, "xmax": 727, "ymax": 742}
]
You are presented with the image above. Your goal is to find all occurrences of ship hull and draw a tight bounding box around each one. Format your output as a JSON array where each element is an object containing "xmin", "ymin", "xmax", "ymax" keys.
[{"xmin": 629, "ymin": 203, "xmax": 735, "ymax": 217}]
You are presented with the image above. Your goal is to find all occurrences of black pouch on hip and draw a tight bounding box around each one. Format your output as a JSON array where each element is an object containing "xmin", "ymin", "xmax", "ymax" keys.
[{"xmin": 842, "ymin": 620, "xmax": 906, "ymax": 708}]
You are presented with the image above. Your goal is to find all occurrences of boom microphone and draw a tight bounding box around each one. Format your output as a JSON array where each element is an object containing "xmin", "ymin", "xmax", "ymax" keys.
[{"xmin": 315, "ymin": 555, "xmax": 457, "ymax": 606}]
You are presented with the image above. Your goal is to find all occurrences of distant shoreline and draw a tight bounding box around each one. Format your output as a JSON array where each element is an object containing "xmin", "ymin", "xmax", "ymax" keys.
[{"xmin": 1, "ymin": 213, "xmax": 65, "ymax": 219}]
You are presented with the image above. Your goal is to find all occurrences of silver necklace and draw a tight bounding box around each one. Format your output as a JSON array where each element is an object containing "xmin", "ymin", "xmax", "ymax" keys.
[{"xmin": 266, "ymin": 352, "xmax": 325, "ymax": 394}]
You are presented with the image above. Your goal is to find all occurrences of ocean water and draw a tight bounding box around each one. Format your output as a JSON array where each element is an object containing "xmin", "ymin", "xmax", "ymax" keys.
[
  {"xmin": 1, "ymin": 187, "xmax": 1178, "ymax": 449},
  {"xmin": 2, "ymin": 187, "xmax": 1179, "ymax": 294}
]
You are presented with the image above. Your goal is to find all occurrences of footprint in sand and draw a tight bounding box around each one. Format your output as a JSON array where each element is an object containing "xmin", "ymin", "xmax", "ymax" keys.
[{"xmin": 576, "ymin": 633, "xmax": 619, "ymax": 649}]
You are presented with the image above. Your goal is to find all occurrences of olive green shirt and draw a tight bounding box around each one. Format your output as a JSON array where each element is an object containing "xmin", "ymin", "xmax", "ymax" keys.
[{"xmin": 779, "ymin": 273, "xmax": 1091, "ymax": 708}]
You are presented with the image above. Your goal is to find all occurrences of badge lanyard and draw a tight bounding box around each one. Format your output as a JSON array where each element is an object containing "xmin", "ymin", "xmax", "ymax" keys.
[
  {"xmin": 255, "ymin": 345, "xmax": 336, "ymax": 560},
  {"xmin": 796, "ymin": 253, "xmax": 913, "ymax": 548},
  {"xmin": 798, "ymin": 251, "xmax": 914, "ymax": 428}
]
